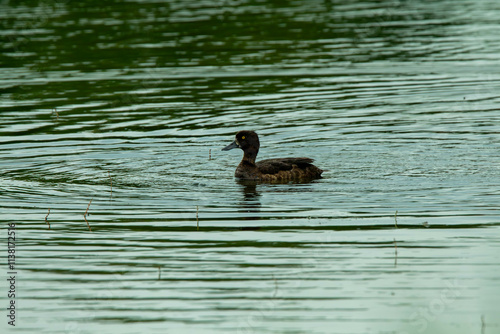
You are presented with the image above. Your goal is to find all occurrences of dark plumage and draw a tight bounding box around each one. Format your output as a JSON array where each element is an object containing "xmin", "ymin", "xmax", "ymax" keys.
[{"xmin": 222, "ymin": 130, "xmax": 323, "ymax": 182}]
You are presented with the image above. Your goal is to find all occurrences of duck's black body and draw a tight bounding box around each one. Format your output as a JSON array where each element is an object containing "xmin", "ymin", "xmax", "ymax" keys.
[{"xmin": 222, "ymin": 130, "xmax": 323, "ymax": 182}]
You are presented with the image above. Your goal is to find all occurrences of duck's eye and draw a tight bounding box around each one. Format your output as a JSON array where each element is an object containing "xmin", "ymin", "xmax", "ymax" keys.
[{"xmin": 241, "ymin": 136, "xmax": 245, "ymax": 140}]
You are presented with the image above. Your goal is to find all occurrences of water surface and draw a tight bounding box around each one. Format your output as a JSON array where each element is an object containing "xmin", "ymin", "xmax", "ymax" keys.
[{"xmin": 1, "ymin": 0, "xmax": 500, "ymax": 333}]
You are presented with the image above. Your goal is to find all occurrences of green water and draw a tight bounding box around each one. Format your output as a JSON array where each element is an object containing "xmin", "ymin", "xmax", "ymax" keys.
[{"xmin": 1, "ymin": 0, "xmax": 500, "ymax": 333}]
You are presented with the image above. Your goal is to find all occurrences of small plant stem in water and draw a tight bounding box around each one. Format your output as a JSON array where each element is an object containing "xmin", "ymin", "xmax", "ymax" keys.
[
  {"xmin": 84, "ymin": 198, "xmax": 93, "ymax": 232},
  {"xmin": 108, "ymin": 171, "xmax": 112, "ymax": 197},
  {"xmin": 45, "ymin": 208, "xmax": 51, "ymax": 229}
]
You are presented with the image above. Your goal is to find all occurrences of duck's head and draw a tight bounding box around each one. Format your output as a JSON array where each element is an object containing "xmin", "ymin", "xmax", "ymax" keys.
[{"xmin": 222, "ymin": 130, "xmax": 260, "ymax": 152}]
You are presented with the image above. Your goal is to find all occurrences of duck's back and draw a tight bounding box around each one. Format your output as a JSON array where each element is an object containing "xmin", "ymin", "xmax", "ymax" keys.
[{"xmin": 256, "ymin": 157, "xmax": 323, "ymax": 181}]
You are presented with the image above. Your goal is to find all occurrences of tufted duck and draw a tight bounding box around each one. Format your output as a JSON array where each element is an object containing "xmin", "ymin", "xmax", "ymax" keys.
[{"xmin": 222, "ymin": 130, "xmax": 323, "ymax": 182}]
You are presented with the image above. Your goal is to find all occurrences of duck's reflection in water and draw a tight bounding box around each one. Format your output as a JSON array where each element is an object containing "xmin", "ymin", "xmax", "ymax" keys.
[{"xmin": 236, "ymin": 179, "xmax": 261, "ymax": 221}]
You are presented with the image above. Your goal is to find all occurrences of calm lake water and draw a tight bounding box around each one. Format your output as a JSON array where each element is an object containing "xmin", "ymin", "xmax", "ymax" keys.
[{"xmin": 1, "ymin": 0, "xmax": 500, "ymax": 333}]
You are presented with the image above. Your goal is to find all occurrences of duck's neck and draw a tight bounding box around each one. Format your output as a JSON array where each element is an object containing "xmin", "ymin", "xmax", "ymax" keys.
[{"xmin": 242, "ymin": 147, "xmax": 258, "ymax": 165}]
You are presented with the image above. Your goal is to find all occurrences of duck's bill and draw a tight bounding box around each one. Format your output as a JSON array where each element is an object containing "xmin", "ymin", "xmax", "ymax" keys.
[{"xmin": 222, "ymin": 141, "xmax": 239, "ymax": 151}]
